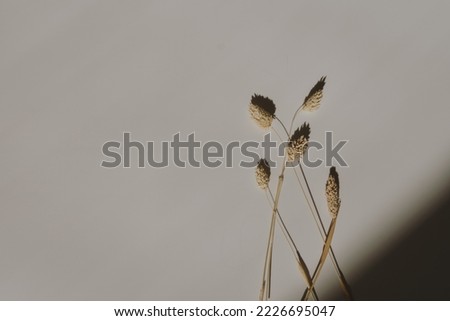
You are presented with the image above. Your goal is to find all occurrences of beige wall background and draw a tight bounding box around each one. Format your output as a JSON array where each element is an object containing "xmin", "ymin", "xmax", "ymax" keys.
[{"xmin": 1, "ymin": 0, "xmax": 450, "ymax": 299}]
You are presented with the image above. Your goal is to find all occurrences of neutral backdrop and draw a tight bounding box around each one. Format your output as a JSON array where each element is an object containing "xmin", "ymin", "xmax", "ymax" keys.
[{"xmin": 1, "ymin": 0, "xmax": 450, "ymax": 300}]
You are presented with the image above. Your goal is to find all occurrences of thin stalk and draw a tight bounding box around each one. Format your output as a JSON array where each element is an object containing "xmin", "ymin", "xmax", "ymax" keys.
[
  {"xmin": 275, "ymin": 116, "xmax": 290, "ymax": 138},
  {"xmin": 259, "ymin": 191, "xmax": 278, "ymax": 300},
  {"xmin": 272, "ymin": 115, "xmax": 318, "ymax": 300},
  {"xmin": 276, "ymin": 111, "xmax": 353, "ymax": 300},
  {"xmin": 302, "ymin": 217, "xmax": 337, "ymax": 300},
  {"xmin": 278, "ymin": 114, "xmax": 352, "ymax": 299},
  {"xmin": 296, "ymin": 165, "xmax": 353, "ymax": 300},
  {"xmin": 261, "ymin": 170, "xmax": 284, "ymax": 300},
  {"xmin": 259, "ymin": 119, "xmax": 289, "ymax": 300},
  {"xmin": 265, "ymin": 190, "xmax": 319, "ymax": 300},
  {"xmin": 288, "ymin": 104, "xmax": 304, "ymax": 135}
]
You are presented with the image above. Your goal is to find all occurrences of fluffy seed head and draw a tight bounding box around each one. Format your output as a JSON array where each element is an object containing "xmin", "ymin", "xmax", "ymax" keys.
[
  {"xmin": 255, "ymin": 158, "xmax": 271, "ymax": 190},
  {"xmin": 287, "ymin": 122, "xmax": 310, "ymax": 162},
  {"xmin": 303, "ymin": 76, "xmax": 326, "ymax": 112},
  {"xmin": 326, "ymin": 166, "xmax": 341, "ymax": 218},
  {"xmin": 249, "ymin": 94, "xmax": 276, "ymax": 129}
]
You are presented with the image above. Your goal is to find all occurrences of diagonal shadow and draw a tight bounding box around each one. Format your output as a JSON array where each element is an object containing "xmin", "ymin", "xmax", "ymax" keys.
[{"xmin": 329, "ymin": 176, "xmax": 450, "ymax": 300}]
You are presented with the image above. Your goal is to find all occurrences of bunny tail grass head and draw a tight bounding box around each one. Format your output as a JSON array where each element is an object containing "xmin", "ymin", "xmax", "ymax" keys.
[
  {"xmin": 303, "ymin": 76, "xmax": 326, "ymax": 111},
  {"xmin": 249, "ymin": 94, "xmax": 276, "ymax": 129},
  {"xmin": 287, "ymin": 122, "xmax": 310, "ymax": 162},
  {"xmin": 326, "ymin": 166, "xmax": 341, "ymax": 218},
  {"xmin": 255, "ymin": 158, "xmax": 271, "ymax": 190}
]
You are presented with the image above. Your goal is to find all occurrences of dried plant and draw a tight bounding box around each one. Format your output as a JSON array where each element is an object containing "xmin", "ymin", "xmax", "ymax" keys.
[
  {"xmin": 248, "ymin": 76, "xmax": 352, "ymax": 300},
  {"xmin": 249, "ymin": 94, "xmax": 276, "ymax": 129},
  {"xmin": 302, "ymin": 76, "xmax": 326, "ymax": 112},
  {"xmin": 256, "ymin": 157, "xmax": 318, "ymax": 301},
  {"xmin": 294, "ymin": 165, "xmax": 353, "ymax": 299},
  {"xmin": 326, "ymin": 166, "xmax": 341, "ymax": 219},
  {"xmin": 255, "ymin": 159, "xmax": 271, "ymax": 190},
  {"xmin": 302, "ymin": 166, "xmax": 341, "ymax": 300},
  {"xmin": 287, "ymin": 122, "xmax": 310, "ymax": 162}
]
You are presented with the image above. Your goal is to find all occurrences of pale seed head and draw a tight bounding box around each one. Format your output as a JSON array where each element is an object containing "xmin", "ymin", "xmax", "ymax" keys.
[
  {"xmin": 249, "ymin": 94, "xmax": 276, "ymax": 129},
  {"xmin": 303, "ymin": 76, "xmax": 326, "ymax": 112},
  {"xmin": 287, "ymin": 122, "xmax": 310, "ymax": 162},
  {"xmin": 255, "ymin": 158, "xmax": 271, "ymax": 190},
  {"xmin": 326, "ymin": 166, "xmax": 341, "ymax": 218}
]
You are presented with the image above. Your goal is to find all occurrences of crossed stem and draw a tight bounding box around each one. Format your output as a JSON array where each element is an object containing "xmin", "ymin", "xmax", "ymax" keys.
[{"xmin": 268, "ymin": 111, "xmax": 352, "ymax": 300}]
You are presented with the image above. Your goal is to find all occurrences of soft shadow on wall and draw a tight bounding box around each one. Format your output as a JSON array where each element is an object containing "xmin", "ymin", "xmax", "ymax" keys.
[{"xmin": 329, "ymin": 175, "xmax": 450, "ymax": 300}]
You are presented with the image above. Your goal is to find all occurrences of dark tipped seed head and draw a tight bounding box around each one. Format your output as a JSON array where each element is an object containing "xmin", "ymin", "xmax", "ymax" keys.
[
  {"xmin": 303, "ymin": 76, "xmax": 326, "ymax": 112},
  {"xmin": 249, "ymin": 94, "xmax": 276, "ymax": 129},
  {"xmin": 287, "ymin": 122, "xmax": 311, "ymax": 162},
  {"xmin": 255, "ymin": 158, "xmax": 271, "ymax": 190},
  {"xmin": 326, "ymin": 166, "xmax": 341, "ymax": 218}
]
